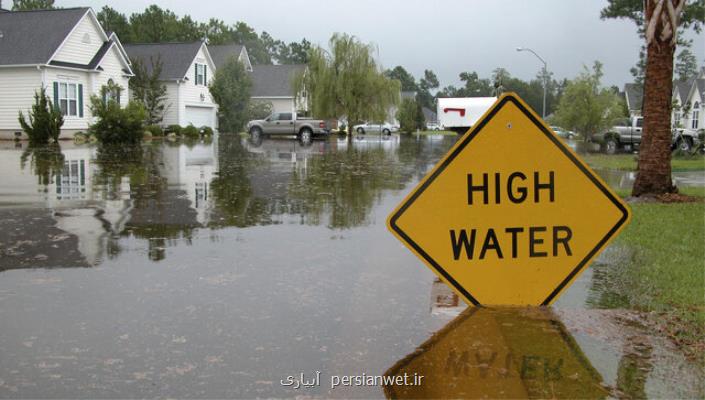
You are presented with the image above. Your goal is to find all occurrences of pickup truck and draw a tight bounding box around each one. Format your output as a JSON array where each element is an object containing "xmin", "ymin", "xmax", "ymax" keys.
[
  {"xmin": 593, "ymin": 117, "xmax": 643, "ymax": 154},
  {"xmin": 594, "ymin": 116, "xmax": 701, "ymax": 153},
  {"xmin": 247, "ymin": 112, "xmax": 330, "ymax": 144}
]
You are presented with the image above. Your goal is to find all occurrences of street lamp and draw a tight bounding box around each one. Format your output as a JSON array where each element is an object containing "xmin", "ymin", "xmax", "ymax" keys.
[{"xmin": 516, "ymin": 47, "xmax": 547, "ymax": 119}]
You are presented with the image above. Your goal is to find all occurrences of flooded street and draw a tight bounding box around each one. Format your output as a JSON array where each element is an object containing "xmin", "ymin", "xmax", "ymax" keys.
[{"xmin": 0, "ymin": 134, "xmax": 702, "ymax": 398}]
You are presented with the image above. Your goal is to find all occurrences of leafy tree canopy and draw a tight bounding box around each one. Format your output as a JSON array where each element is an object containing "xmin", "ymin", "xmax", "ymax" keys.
[
  {"xmin": 553, "ymin": 61, "xmax": 625, "ymax": 140},
  {"xmin": 294, "ymin": 33, "xmax": 400, "ymax": 136},
  {"xmin": 11, "ymin": 0, "xmax": 53, "ymax": 10}
]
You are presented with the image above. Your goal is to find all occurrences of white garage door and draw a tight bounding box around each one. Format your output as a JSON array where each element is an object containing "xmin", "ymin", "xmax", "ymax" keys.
[{"xmin": 184, "ymin": 106, "xmax": 215, "ymax": 128}]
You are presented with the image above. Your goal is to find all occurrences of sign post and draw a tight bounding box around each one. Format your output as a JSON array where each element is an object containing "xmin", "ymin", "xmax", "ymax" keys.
[{"xmin": 387, "ymin": 93, "xmax": 630, "ymax": 306}]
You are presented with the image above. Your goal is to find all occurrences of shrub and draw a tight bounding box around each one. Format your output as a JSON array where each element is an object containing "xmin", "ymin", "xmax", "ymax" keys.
[
  {"xmin": 89, "ymin": 95, "xmax": 146, "ymax": 144},
  {"xmin": 181, "ymin": 124, "xmax": 200, "ymax": 139},
  {"xmin": 165, "ymin": 124, "xmax": 182, "ymax": 135},
  {"xmin": 145, "ymin": 124, "xmax": 163, "ymax": 137},
  {"xmin": 396, "ymin": 98, "xmax": 424, "ymax": 133},
  {"xmin": 18, "ymin": 87, "xmax": 64, "ymax": 144},
  {"xmin": 200, "ymin": 126, "xmax": 214, "ymax": 136}
]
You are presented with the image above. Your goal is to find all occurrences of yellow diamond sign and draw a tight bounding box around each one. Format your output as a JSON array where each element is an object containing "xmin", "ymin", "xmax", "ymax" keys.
[{"xmin": 388, "ymin": 93, "xmax": 631, "ymax": 305}]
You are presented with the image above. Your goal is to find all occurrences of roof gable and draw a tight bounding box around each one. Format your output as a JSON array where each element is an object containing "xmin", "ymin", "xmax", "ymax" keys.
[
  {"xmin": 250, "ymin": 64, "xmax": 307, "ymax": 97},
  {"xmin": 0, "ymin": 7, "xmax": 90, "ymax": 66},
  {"xmin": 208, "ymin": 44, "xmax": 243, "ymax": 67},
  {"xmin": 674, "ymin": 80, "xmax": 693, "ymax": 104},
  {"xmin": 124, "ymin": 41, "xmax": 206, "ymax": 81}
]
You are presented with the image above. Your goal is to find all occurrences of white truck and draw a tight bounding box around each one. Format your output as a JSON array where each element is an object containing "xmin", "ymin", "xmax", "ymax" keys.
[{"xmin": 437, "ymin": 97, "xmax": 497, "ymax": 134}]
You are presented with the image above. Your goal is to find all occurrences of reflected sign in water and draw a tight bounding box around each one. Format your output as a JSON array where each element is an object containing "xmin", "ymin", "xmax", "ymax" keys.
[{"xmin": 384, "ymin": 307, "xmax": 607, "ymax": 399}]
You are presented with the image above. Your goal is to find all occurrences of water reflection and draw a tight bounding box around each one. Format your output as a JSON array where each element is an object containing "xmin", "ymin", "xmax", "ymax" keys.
[
  {"xmin": 384, "ymin": 306, "xmax": 607, "ymax": 399},
  {"xmin": 0, "ymin": 135, "xmax": 456, "ymax": 269}
]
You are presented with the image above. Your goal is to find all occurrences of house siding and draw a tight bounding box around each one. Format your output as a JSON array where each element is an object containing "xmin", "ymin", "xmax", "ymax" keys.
[
  {"xmin": 93, "ymin": 46, "xmax": 130, "ymax": 108},
  {"xmin": 161, "ymin": 82, "xmax": 180, "ymax": 127},
  {"xmin": 43, "ymin": 67, "xmax": 91, "ymax": 134},
  {"xmin": 0, "ymin": 67, "xmax": 42, "ymax": 138},
  {"xmin": 178, "ymin": 46, "xmax": 217, "ymax": 127},
  {"xmin": 53, "ymin": 13, "xmax": 104, "ymax": 66}
]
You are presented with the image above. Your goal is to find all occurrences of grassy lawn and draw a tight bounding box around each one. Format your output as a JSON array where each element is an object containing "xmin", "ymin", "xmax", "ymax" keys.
[
  {"xmin": 602, "ymin": 199, "xmax": 705, "ymax": 359},
  {"xmin": 582, "ymin": 153, "xmax": 705, "ymax": 172}
]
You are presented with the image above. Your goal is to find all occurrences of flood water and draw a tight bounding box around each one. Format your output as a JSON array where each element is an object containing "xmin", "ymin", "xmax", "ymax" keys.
[{"xmin": 0, "ymin": 134, "xmax": 702, "ymax": 398}]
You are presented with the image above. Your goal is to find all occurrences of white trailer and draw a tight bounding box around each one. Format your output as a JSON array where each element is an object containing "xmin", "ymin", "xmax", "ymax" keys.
[{"xmin": 437, "ymin": 97, "xmax": 497, "ymax": 134}]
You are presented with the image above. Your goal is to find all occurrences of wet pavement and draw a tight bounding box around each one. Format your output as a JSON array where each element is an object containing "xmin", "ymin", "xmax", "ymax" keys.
[{"xmin": 0, "ymin": 134, "xmax": 703, "ymax": 398}]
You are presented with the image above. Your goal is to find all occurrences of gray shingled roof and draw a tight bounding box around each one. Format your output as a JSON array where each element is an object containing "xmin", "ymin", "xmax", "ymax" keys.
[
  {"xmin": 697, "ymin": 79, "xmax": 705, "ymax": 103},
  {"xmin": 208, "ymin": 43, "xmax": 244, "ymax": 69},
  {"xmin": 124, "ymin": 41, "xmax": 204, "ymax": 81},
  {"xmin": 250, "ymin": 64, "xmax": 306, "ymax": 97},
  {"xmin": 0, "ymin": 8, "xmax": 89, "ymax": 66},
  {"xmin": 675, "ymin": 80, "xmax": 693, "ymax": 102},
  {"xmin": 624, "ymin": 83, "xmax": 643, "ymax": 112}
]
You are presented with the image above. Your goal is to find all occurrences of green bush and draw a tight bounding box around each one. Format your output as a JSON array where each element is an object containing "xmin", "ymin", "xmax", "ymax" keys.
[
  {"xmin": 181, "ymin": 124, "xmax": 200, "ymax": 139},
  {"xmin": 200, "ymin": 126, "xmax": 214, "ymax": 136},
  {"xmin": 145, "ymin": 124, "xmax": 163, "ymax": 137},
  {"xmin": 89, "ymin": 96, "xmax": 146, "ymax": 144},
  {"xmin": 165, "ymin": 124, "xmax": 182, "ymax": 135},
  {"xmin": 18, "ymin": 87, "xmax": 64, "ymax": 144}
]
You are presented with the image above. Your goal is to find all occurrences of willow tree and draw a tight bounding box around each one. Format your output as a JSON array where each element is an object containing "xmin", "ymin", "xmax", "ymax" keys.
[
  {"xmin": 294, "ymin": 33, "xmax": 400, "ymax": 142},
  {"xmin": 603, "ymin": 0, "xmax": 704, "ymax": 196}
]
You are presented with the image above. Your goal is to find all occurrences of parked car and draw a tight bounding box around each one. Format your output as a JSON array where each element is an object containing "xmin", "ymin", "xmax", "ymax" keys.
[
  {"xmin": 426, "ymin": 122, "xmax": 441, "ymax": 131},
  {"xmin": 594, "ymin": 116, "xmax": 700, "ymax": 154},
  {"xmin": 247, "ymin": 112, "xmax": 330, "ymax": 144},
  {"xmin": 353, "ymin": 122, "xmax": 397, "ymax": 135},
  {"xmin": 550, "ymin": 126, "xmax": 576, "ymax": 139},
  {"xmin": 592, "ymin": 117, "xmax": 643, "ymax": 154}
]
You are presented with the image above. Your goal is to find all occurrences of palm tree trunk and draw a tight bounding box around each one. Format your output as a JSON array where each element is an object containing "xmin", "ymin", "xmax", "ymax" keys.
[{"xmin": 632, "ymin": 0, "xmax": 680, "ymax": 196}]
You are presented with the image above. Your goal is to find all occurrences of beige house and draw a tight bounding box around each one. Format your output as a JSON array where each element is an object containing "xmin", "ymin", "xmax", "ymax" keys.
[
  {"xmin": 0, "ymin": 7, "xmax": 133, "ymax": 139},
  {"xmin": 124, "ymin": 41, "xmax": 218, "ymax": 128}
]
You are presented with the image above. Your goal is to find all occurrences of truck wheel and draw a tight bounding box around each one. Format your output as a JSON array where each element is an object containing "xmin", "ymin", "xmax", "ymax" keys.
[
  {"xmin": 604, "ymin": 137, "xmax": 619, "ymax": 155},
  {"xmin": 357, "ymin": 127, "xmax": 365, "ymax": 134},
  {"xmin": 382, "ymin": 128, "xmax": 391, "ymax": 136},
  {"xmin": 676, "ymin": 137, "xmax": 693, "ymax": 152},
  {"xmin": 250, "ymin": 126, "xmax": 262, "ymax": 140},
  {"xmin": 299, "ymin": 128, "xmax": 312, "ymax": 145},
  {"xmin": 249, "ymin": 127, "xmax": 263, "ymax": 145}
]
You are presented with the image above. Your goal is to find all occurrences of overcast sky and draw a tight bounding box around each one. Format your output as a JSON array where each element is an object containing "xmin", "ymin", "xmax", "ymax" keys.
[{"xmin": 62, "ymin": 0, "xmax": 704, "ymax": 89}]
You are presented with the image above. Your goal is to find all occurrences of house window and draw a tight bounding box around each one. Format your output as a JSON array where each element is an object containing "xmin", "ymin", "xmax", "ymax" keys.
[
  {"xmin": 674, "ymin": 111, "xmax": 681, "ymax": 127},
  {"xmin": 58, "ymin": 82, "xmax": 79, "ymax": 117},
  {"xmin": 693, "ymin": 102, "xmax": 700, "ymax": 130},
  {"xmin": 195, "ymin": 63, "xmax": 207, "ymax": 86},
  {"xmin": 103, "ymin": 79, "xmax": 121, "ymax": 104}
]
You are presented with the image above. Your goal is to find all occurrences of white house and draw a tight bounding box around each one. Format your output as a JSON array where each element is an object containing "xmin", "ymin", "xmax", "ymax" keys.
[
  {"xmin": 250, "ymin": 64, "xmax": 309, "ymax": 115},
  {"xmin": 671, "ymin": 68, "xmax": 705, "ymax": 132},
  {"xmin": 124, "ymin": 41, "xmax": 218, "ymax": 129},
  {"xmin": 0, "ymin": 7, "xmax": 134, "ymax": 139},
  {"xmin": 208, "ymin": 43, "xmax": 253, "ymax": 72},
  {"xmin": 202, "ymin": 44, "xmax": 308, "ymax": 116}
]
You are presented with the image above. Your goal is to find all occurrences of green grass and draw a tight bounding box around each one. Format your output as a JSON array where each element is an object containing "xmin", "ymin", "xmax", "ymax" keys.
[
  {"xmin": 604, "ymin": 201, "xmax": 705, "ymax": 358},
  {"xmin": 581, "ymin": 153, "xmax": 705, "ymax": 172}
]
